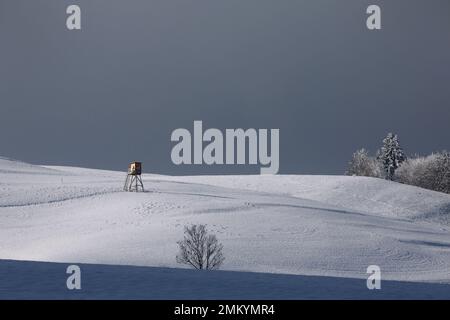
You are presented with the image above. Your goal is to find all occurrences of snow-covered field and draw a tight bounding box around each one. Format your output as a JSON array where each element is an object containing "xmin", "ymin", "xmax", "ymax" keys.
[{"xmin": 1, "ymin": 156, "xmax": 450, "ymax": 299}]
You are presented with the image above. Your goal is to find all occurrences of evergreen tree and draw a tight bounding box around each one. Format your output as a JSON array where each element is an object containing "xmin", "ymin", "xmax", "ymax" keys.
[{"xmin": 377, "ymin": 133, "xmax": 406, "ymax": 180}]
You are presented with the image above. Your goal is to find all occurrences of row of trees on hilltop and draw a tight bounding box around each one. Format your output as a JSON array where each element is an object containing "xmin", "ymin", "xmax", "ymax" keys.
[{"xmin": 346, "ymin": 133, "xmax": 450, "ymax": 194}]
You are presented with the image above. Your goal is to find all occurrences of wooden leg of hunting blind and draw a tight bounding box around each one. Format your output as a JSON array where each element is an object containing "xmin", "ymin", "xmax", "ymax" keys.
[
  {"xmin": 123, "ymin": 174, "xmax": 130, "ymax": 191},
  {"xmin": 138, "ymin": 175, "xmax": 144, "ymax": 191},
  {"xmin": 123, "ymin": 174, "xmax": 144, "ymax": 192}
]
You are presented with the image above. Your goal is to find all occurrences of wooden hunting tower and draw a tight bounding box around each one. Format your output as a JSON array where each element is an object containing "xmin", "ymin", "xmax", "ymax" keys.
[{"xmin": 123, "ymin": 161, "xmax": 144, "ymax": 192}]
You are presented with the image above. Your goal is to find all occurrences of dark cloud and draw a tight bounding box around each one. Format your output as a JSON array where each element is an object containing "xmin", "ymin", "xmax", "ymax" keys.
[{"xmin": 1, "ymin": 0, "xmax": 449, "ymax": 174}]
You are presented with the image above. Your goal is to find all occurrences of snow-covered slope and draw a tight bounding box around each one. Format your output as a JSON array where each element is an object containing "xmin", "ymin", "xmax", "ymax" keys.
[
  {"xmin": 1, "ymin": 158, "xmax": 450, "ymax": 291},
  {"xmin": 0, "ymin": 158, "xmax": 122, "ymax": 207},
  {"xmin": 0, "ymin": 157, "xmax": 58, "ymax": 175},
  {"xmin": 161, "ymin": 175, "xmax": 450, "ymax": 223}
]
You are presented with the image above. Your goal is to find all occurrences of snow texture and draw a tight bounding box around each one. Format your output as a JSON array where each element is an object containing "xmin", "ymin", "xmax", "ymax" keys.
[{"xmin": 1, "ymin": 157, "xmax": 450, "ymax": 298}]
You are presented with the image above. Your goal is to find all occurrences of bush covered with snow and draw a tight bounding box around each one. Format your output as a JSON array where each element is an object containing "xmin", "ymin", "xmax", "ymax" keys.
[
  {"xmin": 396, "ymin": 151, "xmax": 450, "ymax": 194},
  {"xmin": 347, "ymin": 133, "xmax": 448, "ymax": 194},
  {"xmin": 346, "ymin": 148, "xmax": 382, "ymax": 178}
]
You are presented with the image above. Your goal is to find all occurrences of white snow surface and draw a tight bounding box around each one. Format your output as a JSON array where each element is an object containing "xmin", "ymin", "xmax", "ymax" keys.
[{"xmin": 1, "ymin": 157, "xmax": 450, "ymax": 285}]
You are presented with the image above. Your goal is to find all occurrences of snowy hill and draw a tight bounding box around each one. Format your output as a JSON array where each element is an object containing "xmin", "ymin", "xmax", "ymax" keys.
[
  {"xmin": 0, "ymin": 156, "xmax": 59, "ymax": 175},
  {"xmin": 1, "ymin": 157, "xmax": 450, "ymax": 298},
  {"xmin": 162, "ymin": 175, "xmax": 450, "ymax": 223}
]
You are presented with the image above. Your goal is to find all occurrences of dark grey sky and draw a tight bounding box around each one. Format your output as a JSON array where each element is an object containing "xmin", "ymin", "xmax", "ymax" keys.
[{"xmin": 1, "ymin": 0, "xmax": 449, "ymax": 174}]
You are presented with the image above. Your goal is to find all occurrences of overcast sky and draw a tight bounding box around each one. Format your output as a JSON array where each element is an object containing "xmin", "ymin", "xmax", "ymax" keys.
[{"xmin": 1, "ymin": 0, "xmax": 449, "ymax": 174}]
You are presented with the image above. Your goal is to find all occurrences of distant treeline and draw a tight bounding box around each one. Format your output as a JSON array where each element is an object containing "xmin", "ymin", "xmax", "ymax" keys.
[{"xmin": 346, "ymin": 133, "xmax": 450, "ymax": 194}]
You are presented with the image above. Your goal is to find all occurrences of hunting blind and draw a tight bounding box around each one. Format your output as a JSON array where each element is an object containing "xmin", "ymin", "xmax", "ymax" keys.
[{"xmin": 123, "ymin": 161, "xmax": 144, "ymax": 192}]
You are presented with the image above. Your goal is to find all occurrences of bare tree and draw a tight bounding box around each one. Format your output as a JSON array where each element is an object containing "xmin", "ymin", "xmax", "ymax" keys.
[
  {"xmin": 346, "ymin": 148, "xmax": 382, "ymax": 178},
  {"xmin": 176, "ymin": 224, "xmax": 225, "ymax": 270}
]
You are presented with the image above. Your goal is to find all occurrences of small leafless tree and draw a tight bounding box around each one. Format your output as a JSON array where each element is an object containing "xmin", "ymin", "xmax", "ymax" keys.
[
  {"xmin": 346, "ymin": 148, "xmax": 382, "ymax": 178},
  {"xmin": 176, "ymin": 224, "xmax": 225, "ymax": 270}
]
